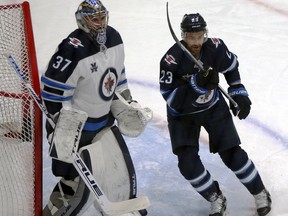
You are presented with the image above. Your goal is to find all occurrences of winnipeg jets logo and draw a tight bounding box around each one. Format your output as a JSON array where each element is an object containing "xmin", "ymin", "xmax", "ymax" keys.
[
  {"xmin": 104, "ymin": 75, "xmax": 115, "ymax": 94},
  {"xmin": 68, "ymin": 37, "xmax": 84, "ymax": 48},
  {"xmin": 211, "ymin": 38, "xmax": 221, "ymax": 48},
  {"xmin": 99, "ymin": 68, "xmax": 118, "ymax": 101},
  {"xmin": 164, "ymin": 54, "xmax": 177, "ymax": 65},
  {"xmin": 196, "ymin": 89, "xmax": 215, "ymax": 104}
]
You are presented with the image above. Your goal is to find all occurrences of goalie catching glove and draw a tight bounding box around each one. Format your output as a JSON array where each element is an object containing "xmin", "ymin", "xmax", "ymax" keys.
[{"xmin": 111, "ymin": 92, "xmax": 153, "ymax": 137}]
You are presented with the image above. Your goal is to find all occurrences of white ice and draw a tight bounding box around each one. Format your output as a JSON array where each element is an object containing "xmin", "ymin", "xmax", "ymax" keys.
[{"xmin": 3, "ymin": 0, "xmax": 288, "ymax": 215}]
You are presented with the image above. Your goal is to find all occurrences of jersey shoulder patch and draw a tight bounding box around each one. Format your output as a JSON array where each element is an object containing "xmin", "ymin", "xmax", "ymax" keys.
[
  {"xmin": 162, "ymin": 42, "xmax": 183, "ymax": 66},
  {"xmin": 210, "ymin": 38, "xmax": 222, "ymax": 48},
  {"xmin": 164, "ymin": 54, "xmax": 177, "ymax": 65},
  {"xmin": 68, "ymin": 37, "xmax": 84, "ymax": 48}
]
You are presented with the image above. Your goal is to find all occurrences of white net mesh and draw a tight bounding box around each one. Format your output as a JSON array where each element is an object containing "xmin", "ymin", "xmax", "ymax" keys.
[
  {"xmin": 0, "ymin": 139, "xmax": 34, "ymax": 215},
  {"xmin": 0, "ymin": 2, "xmax": 39, "ymax": 216}
]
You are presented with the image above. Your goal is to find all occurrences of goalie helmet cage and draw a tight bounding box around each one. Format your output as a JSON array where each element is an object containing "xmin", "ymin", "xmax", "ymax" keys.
[{"xmin": 0, "ymin": 1, "xmax": 42, "ymax": 216}]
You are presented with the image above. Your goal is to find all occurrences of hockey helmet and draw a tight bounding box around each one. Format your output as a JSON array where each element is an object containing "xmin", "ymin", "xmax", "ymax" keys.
[
  {"xmin": 181, "ymin": 13, "xmax": 207, "ymax": 32},
  {"xmin": 75, "ymin": 0, "xmax": 109, "ymax": 44}
]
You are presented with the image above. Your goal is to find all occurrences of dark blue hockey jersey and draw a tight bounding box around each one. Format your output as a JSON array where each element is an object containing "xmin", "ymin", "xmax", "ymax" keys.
[{"xmin": 160, "ymin": 38, "xmax": 241, "ymax": 116}]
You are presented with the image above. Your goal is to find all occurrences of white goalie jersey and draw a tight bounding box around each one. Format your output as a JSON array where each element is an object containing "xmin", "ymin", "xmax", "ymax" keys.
[
  {"xmin": 41, "ymin": 26, "xmax": 130, "ymax": 133},
  {"xmin": 42, "ymin": 26, "xmax": 152, "ymax": 137}
]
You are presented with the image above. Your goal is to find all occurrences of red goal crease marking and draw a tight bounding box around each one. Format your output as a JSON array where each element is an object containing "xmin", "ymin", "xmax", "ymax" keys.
[{"xmin": 247, "ymin": 0, "xmax": 288, "ymax": 17}]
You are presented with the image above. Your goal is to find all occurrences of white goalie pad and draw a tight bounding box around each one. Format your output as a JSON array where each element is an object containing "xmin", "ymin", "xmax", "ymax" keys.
[
  {"xmin": 49, "ymin": 106, "xmax": 88, "ymax": 163},
  {"xmin": 78, "ymin": 127, "xmax": 132, "ymax": 214},
  {"xmin": 111, "ymin": 92, "xmax": 153, "ymax": 137}
]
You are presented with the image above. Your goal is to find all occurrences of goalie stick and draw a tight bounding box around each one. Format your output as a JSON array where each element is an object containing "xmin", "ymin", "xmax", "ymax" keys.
[
  {"xmin": 165, "ymin": 2, "xmax": 239, "ymax": 112},
  {"xmin": 4, "ymin": 53, "xmax": 150, "ymax": 216}
]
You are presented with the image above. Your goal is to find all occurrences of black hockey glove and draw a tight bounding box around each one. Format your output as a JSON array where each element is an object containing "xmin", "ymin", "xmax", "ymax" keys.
[
  {"xmin": 190, "ymin": 67, "xmax": 219, "ymax": 94},
  {"xmin": 228, "ymin": 84, "xmax": 252, "ymax": 120}
]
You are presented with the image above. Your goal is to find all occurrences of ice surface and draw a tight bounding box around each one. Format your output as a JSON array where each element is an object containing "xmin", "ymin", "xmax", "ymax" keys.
[{"xmin": 7, "ymin": 0, "xmax": 287, "ymax": 215}]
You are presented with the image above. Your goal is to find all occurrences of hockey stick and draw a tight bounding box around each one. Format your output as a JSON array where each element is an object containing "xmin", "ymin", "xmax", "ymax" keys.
[
  {"xmin": 4, "ymin": 53, "xmax": 149, "ymax": 216},
  {"xmin": 165, "ymin": 2, "xmax": 239, "ymax": 111}
]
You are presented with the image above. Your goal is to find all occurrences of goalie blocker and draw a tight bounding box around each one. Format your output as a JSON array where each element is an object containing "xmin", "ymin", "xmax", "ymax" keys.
[{"xmin": 49, "ymin": 106, "xmax": 88, "ymax": 163}]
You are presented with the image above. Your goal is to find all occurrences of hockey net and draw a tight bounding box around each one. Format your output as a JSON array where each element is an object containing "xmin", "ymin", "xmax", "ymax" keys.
[{"xmin": 0, "ymin": 2, "xmax": 42, "ymax": 216}]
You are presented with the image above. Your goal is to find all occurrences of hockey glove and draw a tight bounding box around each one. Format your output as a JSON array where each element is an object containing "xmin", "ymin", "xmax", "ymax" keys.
[
  {"xmin": 111, "ymin": 92, "xmax": 153, "ymax": 137},
  {"xmin": 190, "ymin": 67, "xmax": 219, "ymax": 94},
  {"xmin": 228, "ymin": 84, "xmax": 252, "ymax": 120}
]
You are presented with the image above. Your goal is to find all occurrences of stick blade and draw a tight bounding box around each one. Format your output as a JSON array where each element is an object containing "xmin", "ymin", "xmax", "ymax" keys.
[{"xmin": 104, "ymin": 196, "xmax": 150, "ymax": 216}]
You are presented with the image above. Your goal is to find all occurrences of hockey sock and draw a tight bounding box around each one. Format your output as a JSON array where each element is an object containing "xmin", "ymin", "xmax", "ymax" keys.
[
  {"xmin": 188, "ymin": 169, "xmax": 219, "ymax": 201},
  {"xmin": 233, "ymin": 159, "xmax": 265, "ymax": 195},
  {"xmin": 219, "ymin": 146, "xmax": 265, "ymax": 195}
]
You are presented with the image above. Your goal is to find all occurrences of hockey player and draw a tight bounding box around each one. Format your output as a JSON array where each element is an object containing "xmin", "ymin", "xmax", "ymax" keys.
[
  {"xmin": 41, "ymin": 0, "xmax": 151, "ymax": 215},
  {"xmin": 159, "ymin": 13, "xmax": 272, "ymax": 216}
]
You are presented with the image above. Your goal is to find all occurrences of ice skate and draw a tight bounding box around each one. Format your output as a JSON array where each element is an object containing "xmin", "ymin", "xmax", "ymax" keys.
[
  {"xmin": 208, "ymin": 191, "xmax": 227, "ymax": 216},
  {"xmin": 254, "ymin": 189, "xmax": 272, "ymax": 216}
]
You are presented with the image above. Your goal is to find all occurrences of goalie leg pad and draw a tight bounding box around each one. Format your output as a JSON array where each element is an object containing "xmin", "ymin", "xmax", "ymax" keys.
[
  {"xmin": 45, "ymin": 126, "xmax": 145, "ymax": 216},
  {"xmin": 43, "ymin": 176, "xmax": 90, "ymax": 216},
  {"xmin": 83, "ymin": 126, "xmax": 147, "ymax": 215},
  {"xmin": 80, "ymin": 126, "xmax": 132, "ymax": 202}
]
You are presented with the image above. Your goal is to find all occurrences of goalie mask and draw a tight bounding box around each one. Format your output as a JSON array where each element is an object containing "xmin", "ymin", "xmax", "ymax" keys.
[{"xmin": 75, "ymin": 0, "xmax": 109, "ymax": 47}]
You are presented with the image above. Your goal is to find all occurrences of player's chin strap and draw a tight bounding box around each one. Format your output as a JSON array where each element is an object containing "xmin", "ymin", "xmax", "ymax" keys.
[
  {"xmin": 166, "ymin": 2, "xmax": 239, "ymax": 115},
  {"xmin": 111, "ymin": 92, "xmax": 153, "ymax": 137},
  {"xmin": 5, "ymin": 53, "xmax": 150, "ymax": 216}
]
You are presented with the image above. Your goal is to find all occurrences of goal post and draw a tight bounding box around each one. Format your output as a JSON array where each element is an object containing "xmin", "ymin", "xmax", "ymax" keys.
[{"xmin": 0, "ymin": 1, "xmax": 42, "ymax": 216}]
